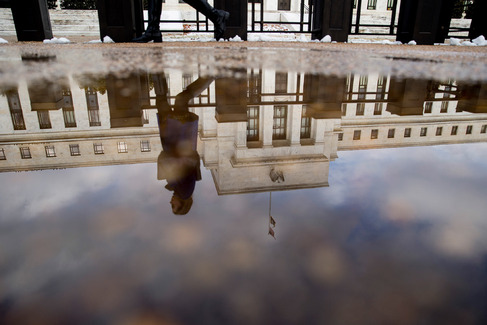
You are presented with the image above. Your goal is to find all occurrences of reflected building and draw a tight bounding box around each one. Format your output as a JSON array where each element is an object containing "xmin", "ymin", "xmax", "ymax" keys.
[
  {"xmin": 201, "ymin": 71, "xmax": 342, "ymax": 194},
  {"xmin": 1, "ymin": 69, "xmax": 487, "ymax": 195}
]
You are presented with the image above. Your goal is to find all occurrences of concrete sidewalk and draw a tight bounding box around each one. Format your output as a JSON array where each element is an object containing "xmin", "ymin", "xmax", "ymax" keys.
[{"xmin": 0, "ymin": 40, "xmax": 486, "ymax": 84}]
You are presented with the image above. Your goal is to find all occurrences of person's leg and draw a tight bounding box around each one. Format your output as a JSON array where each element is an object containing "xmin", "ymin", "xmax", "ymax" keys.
[
  {"xmin": 174, "ymin": 77, "xmax": 215, "ymax": 112},
  {"xmin": 133, "ymin": 0, "xmax": 163, "ymax": 42},
  {"xmin": 184, "ymin": 0, "xmax": 229, "ymax": 40}
]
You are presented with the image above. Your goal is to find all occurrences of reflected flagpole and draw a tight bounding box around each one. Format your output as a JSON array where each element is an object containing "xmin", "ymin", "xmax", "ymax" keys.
[{"xmin": 268, "ymin": 191, "xmax": 276, "ymax": 239}]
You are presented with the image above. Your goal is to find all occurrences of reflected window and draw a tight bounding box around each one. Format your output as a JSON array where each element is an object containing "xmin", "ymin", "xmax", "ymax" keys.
[
  {"xmin": 0, "ymin": 148, "xmax": 6, "ymax": 160},
  {"xmin": 300, "ymin": 106, "xmax": 311, "ymax": 139},
  {"xmin": 45, "ymin": 146, "xmax": 56, "ymax": 158},
  {"xmin": 440, "ymin": 101, "xmax": 448, "ymax": 113},
  {"xmin": 420, "ymin": 127, "xmax": 427, "ymax": 137},
  {"xmin": 118, "ymin": 141, "xmax": 128, "ymax": 153},
  {"xmin": 371, "ymin": 129, "xmax": 378, "ymax": 139},
  {"xmin": 353, "ymin": 0, "xmax": 357, "ymax": 9},
  {"xmin": 436, "ymin": 127, "xmax": 443, "ymax": 136},
  {"xmin": 37, "ymin": 111, "xmax": 52, "ymax": 129},
  {"xmin": 62, "ymin": 89, "xmax": 73, "ymax": 107},
  {"xmin": 338, "ymin": 133, "xmax": 344, "ymax": 141},
  {"xmin": 182, "ymin": 74, "xmax": 194, "ymax": 105},
  {"xmin": 63, "ymin": 108, "xmax": 77, "ymax": 128},
  {"xmin": 358, "ymin": 75, "xmax": 368, "ymax": 99},
  {"xmin": 70, "ymin": 144, "xmax": 80, "ymax": 156},
  {"xmin": 248, "ymin": 70, "xmax": 262, "ymax": 104},
  {"xmin": 376, "ymin": 76, "xmax": 386, "ymax": 99},
  {"xmin": 374, "ymin": 103, "xmax": 382, "ymax": 115},
  {"xmin": 183, "ymin": 74, "xmax": 193, "ymax": 90},
  {"xmin": 6, "ymin": 90, "xmax": 26, "ymax": 130},
  {"xmin": 466, "ymin": 125, "xmax": 473, "ymax": 134},
  {"xmin": 367, "ymin": 0, "xmax": 377, "ymax": 10},
  {"xmin": 481, "ymin": 125, "xmax": 487, "ymax": 134},
  {"xmin": 356, "ymin": 103, "xmax": 365, "ymax": 116},
  {"xmin": 140, "ymin": 140, "xmax": 151, "ymax": 152},
  {"xmin": 142, "ymin": 109, "xmax": 150, "ymax": 124},
  {"xmin": 404, "ymin": 128, "xmax": 411, "ymax": 138},
  {"xmin": 86, "ymin": 88, "xmax": 101, "ymax": 127},
  {"xmin": 62, "ymin": 90, "xmax": 76, "ymax": 128},
  {"xmin": 353, "ymin": 130, "xmax": 361, "ymax": 140},
  {"xmin": 273, "ymin": 106, "xmax": 287, "ymax": 140},
  {"xmin": 20, "ymin": 147, "xmax": 31, "ymax": 159},
  {"xmin": 388, "ymin": 128, "xmax": 395, "ymax": 138},
  {"xmin": 278, "ymin": 0, "xmax": 291, "ymax": 11},
  {"xmin": 451, "ymin": 125, "xmax": 458, "ymax": 135},
  {"xmin": 247, "ymin": 106, "xmax": 260, "ymax": 142},
  {"xmin": 346, "ymin": 75, "xmax": 353, "ymax": 100},
  {"xmin": 275, "ymin": 73, "xmax": 288, "ymax": 94},
  {"xmin": 424, "ymin": 102, "xmax": 433, "ymax": 114},
  {"xmin": 94, "ymin": 143, "xmax": 104, "ymax": 154}
]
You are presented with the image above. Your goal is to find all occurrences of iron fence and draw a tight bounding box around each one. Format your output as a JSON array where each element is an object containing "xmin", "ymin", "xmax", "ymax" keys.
[
  {"xmin": 249, "ymin": 0, "xmax": 314, "ymax": 33},
  {"xmin": 152, "ymin": 0, "xmax": 473, "ymax": 38},
  {"xmin": 351, "ymin": 0, "xmax": 399, "ymax": 36}
]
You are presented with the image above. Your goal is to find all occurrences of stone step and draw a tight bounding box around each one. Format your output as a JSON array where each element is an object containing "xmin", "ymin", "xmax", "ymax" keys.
[
  {"xmin": 51, "ymin": 19, "xmax": 99, "ymax": 25},
  {"xmin": 0, "ymin": 8, "xmax": 100, "ymax": 36}
]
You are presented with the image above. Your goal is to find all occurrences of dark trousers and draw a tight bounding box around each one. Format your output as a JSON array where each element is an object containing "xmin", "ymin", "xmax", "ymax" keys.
[{"xmin": 146, "ymin": 0, "xmax": 217, "ymax": 36}]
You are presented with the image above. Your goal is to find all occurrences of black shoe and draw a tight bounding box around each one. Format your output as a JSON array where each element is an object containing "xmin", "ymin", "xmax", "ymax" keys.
[
  {"xmin": 214, "ymin": 10, "xmax": 229, "ymax": 41},
  {"xmin": 132, "ymin": 34, "xmax": 163, "ymax": 43}
]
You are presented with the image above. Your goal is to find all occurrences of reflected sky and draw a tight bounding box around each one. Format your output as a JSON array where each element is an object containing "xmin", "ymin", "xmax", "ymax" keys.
[{"xmin": 1, "ymin": 142, "xmax": 486, "ymax": 324}]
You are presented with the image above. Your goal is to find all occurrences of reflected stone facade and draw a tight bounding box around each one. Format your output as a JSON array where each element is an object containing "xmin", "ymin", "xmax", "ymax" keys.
[{"xmin": 1, "ymin": 68, "xmax": 486, "ymax": 195}]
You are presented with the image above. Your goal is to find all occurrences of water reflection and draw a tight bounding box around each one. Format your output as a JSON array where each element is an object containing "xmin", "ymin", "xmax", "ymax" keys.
[
  {"xmin": 1, "ymin": 64, "xmax": 487, "ymax": 324},
  {"xmin": 1, "ymin": 68, "xmax": 487, "ymax": 195}
]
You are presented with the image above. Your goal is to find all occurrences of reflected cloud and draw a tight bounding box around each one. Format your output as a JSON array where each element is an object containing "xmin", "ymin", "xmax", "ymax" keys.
[{"xmin": 330, "ymin": 144, "xmax": 487, "ymax": 259}]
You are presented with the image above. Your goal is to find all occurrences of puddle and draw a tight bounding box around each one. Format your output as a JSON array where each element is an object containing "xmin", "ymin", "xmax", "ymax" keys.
[{"xmin": 1, "ymin": 46, "xmax": 487, "ymax": 324}]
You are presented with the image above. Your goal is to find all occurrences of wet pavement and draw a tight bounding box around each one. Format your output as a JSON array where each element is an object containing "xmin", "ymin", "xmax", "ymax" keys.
[{"xmin": 1, "ymin": 42, "xmax": 487, "ymax": 324}]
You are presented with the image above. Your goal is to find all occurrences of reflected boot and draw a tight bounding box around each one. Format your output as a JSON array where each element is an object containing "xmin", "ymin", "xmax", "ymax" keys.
[
  {"xmin": 132, "ymin": 33, "xmax": 163, "ymax": 43},
  {"xmin": 185, "ymin": 0, "xmax": 229, "ymax": 40}
]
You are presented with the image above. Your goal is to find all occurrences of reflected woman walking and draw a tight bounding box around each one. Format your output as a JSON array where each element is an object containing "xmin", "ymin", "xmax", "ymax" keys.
[
  {"xmin": 153, "ymin": 73, "xmax": 214, "ymax": 215},
  {"xmin": 133, "ymin": 0, "xmax": 229, "ymax": 42}
]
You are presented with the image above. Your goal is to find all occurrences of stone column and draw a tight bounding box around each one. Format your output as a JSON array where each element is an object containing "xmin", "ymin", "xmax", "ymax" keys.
[
  {"xmin": 289, "ymin": 105, "xmax": 301, "ymax": 147},
  {"xmin": 262, "ymin": 105, "xmax": 274, "ymax": 148}
]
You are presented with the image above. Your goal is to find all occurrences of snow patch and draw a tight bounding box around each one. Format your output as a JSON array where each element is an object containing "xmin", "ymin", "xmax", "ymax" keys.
[
  {"xmin": 0, "ymin": 37, "xmax": 8, "ymax": 44},
  {"xmin": 472, "ymin": 35, "xmax": 487, "ymax": 46},
  {"xmin": 449, "ymin": 38, "xmax": 462, "ymax": 46},
  {"xmin": 349, "ymin": 39, "xmax": 401, "ymax": 45},
  {"xmin": 381, "ymin": 40, "xmax": 402, "ymax": 45},
  {"xmin": 43, "ymin": 37, "xmax": 71, "ymax": 44},
  {"xmin": 321, "ymin": 35, "xmax": 332, "ymax": 43},
  {"xmin": 461, "ymin": 40, "xmax": 476, "ymax": 46},
  {"xmin": 450, "ymin": 35, "xmax": 487, "ymax": 46},
  {"xmin": 247, "ymin": 34, "xmax": 313, "ymax": 42},
  {"xmin": 103, "ymin": 36, "xmax": 115, "ymax": 43},
  {"xmin": 408, "ymin": 40, "xmax": 417, "ymax": 45},
  {"xmin": 229, "ymin": 35, "xmax": 243, "ymax": 42}
]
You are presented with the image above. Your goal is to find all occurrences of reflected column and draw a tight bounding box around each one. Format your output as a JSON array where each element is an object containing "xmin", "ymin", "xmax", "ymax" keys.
[
  {"xmin": 386, "ymin": 77, "xmax": 430, "ymax": 116},
  {"xmin": 105, "ymin": 73, "xmax": 146, "ymax": 128},
  {"xmin": 456, "ymin": 83, "xmax": 487, "ymax": 113},
  {"xmin": 303, "ymin": 74, "xmax": 344, "ymax": 158}
]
